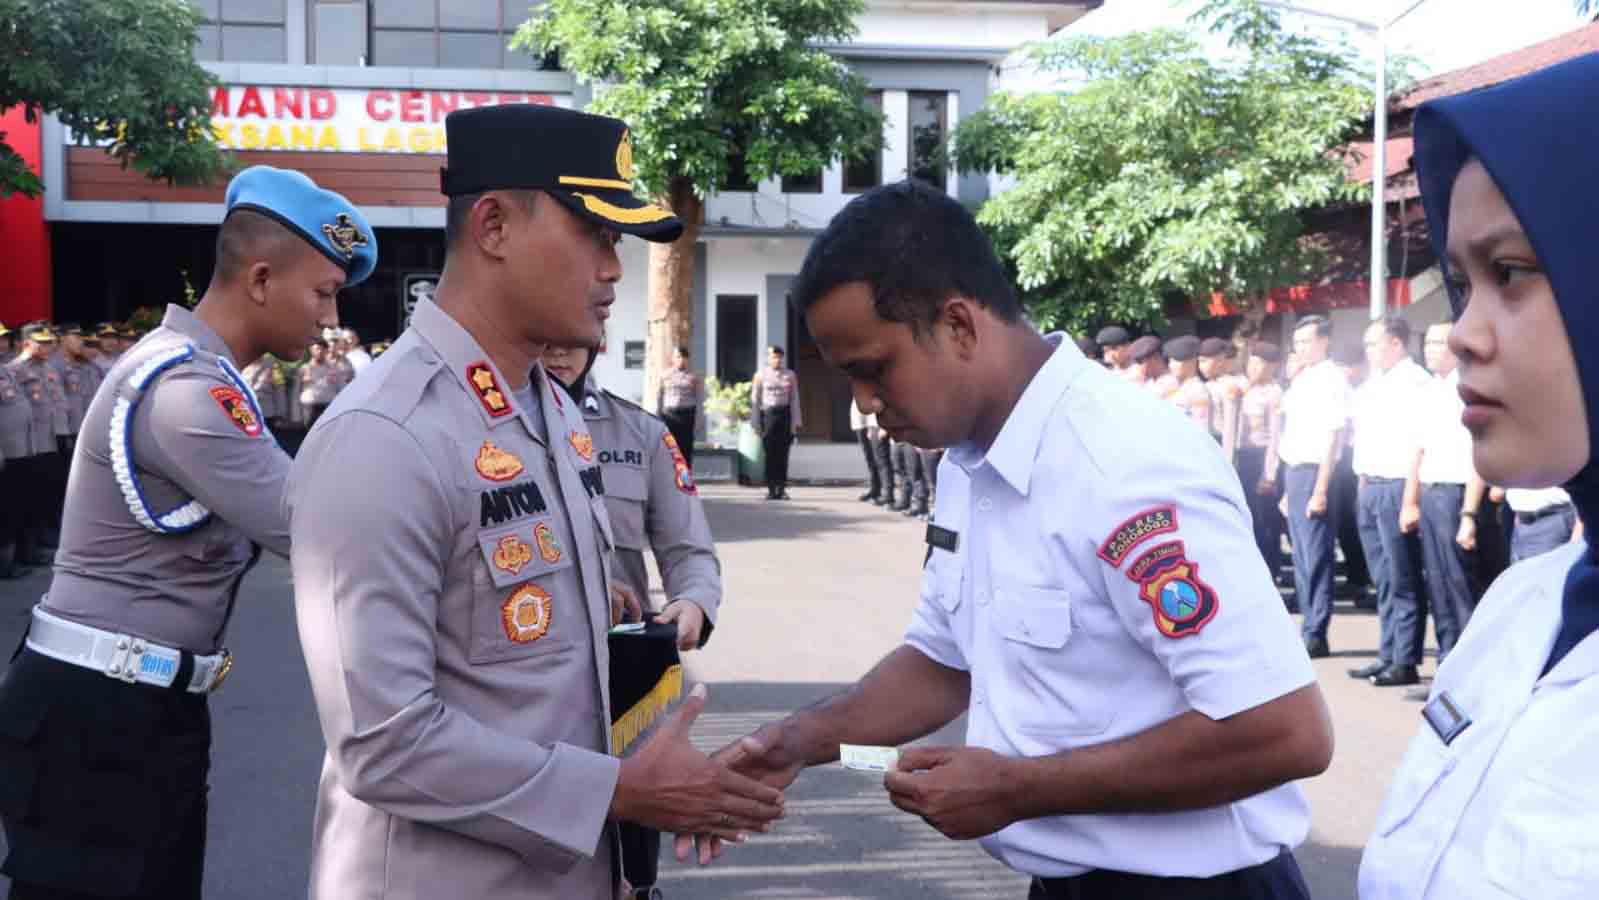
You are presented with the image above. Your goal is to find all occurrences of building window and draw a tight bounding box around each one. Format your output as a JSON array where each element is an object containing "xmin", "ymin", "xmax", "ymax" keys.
[
  {"xmin": 364, "ymin": 0, "xmax": 552, "ymax": 69},
  {"xmin": 908, "ymin": 90, "xmax": 948, "ymax": 188},
  {"xmin": 724, "ymin": 145, "xmax": 757, "ymax": 192},
  {"xmin": 843, "ymin": 91, "xmax": 883, "ymax": 193},
  {"xmin": 193, "ymin": 0, "xmax": 289, "ymax": 63},
  {"xmin": 782, "ymin": 169, "xmax": 823, "ymax": 194}
]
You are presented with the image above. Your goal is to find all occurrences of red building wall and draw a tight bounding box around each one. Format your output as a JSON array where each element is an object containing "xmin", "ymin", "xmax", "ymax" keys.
[{"xmin": 0, "ymin": 106, "xmax": 52, "ymax": 325}]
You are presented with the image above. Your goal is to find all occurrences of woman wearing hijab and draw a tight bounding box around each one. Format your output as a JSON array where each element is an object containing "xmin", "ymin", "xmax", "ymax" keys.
[{"xmin": 1359, "ymin": 53, "xmax": 1599, "ymax": 900}]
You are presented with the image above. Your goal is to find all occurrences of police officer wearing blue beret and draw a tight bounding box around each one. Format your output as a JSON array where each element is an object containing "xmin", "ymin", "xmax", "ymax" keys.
[{"xmin": 0, "ymin": 165, "xmax": 375, "ymax": 899}]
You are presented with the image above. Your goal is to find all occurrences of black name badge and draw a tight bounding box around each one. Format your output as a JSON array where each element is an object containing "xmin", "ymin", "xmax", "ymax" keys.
[
  {"xmin": 925, "ymin": 524, "xmax": 959, "ymax": 554},
  {"xmin": 1421, "ymin": 691, "xmax": 1471, "ymax": 746}
]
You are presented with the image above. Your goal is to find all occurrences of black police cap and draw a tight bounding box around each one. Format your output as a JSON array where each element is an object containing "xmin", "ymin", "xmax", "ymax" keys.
[
  {"xmin": 1095, "ymin": 325, "xmax": 1131, "ymax": 347},
  {"xmin": 1164, "ymin": 335, "xmax": 1201, "ymax": 362},
  {"xmin": 1198, "ymin": 337, "xmax": 1234, "ymax": 358},
  {"xmin": 441, "ymin": 105, "xmax": 684, "ymax": 243},
  {"xmin": 1129, "ymin": 335, "xmax": 1163, "ymax": 362}
]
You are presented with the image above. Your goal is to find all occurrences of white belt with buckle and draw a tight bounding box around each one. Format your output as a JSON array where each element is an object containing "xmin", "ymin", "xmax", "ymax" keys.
[{"xmin": 25, "ymin": 606, "xmax": 232, "ymax": 694}]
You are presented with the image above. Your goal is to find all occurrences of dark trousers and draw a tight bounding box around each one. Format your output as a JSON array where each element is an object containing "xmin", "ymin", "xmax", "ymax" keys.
[
  {"xmin": 895, "ymin": 442, "xmax": 929, "ymax": 507},
  {"xmin": 619, "ymin": 822, "xmax": 660, "ymax": 892},
  {"xmin": 1285, "ymin": 464, "xmax": 1335, "ymax": 641},
  {"xmin": 1236, "ymin": 448, "xmax": 1286, "ymax": 580},
  {"xmin": 14, "ymin": 454, "xmax": 60, "ymax": 554},
  {"xmin": 1476, "ymin": 497, "xmax": 1511, "ymax": 590},
  {"xmin": 1358, "ymin": 479, "xmax": 1428, "ymax": 667},
  {"xmin": 760, "ymin": 407, "xmax": 793, "ymax": 494},
  {"xmin": 0, "ymin": 461, "xmax": 26, "ymax": 550},
  {"xmin": 1029, "ymin": 851, "xmax": 1310, "ymax": 900},
  {"xmin": 661, "ymin": 405, "xmax": 697, "ymax": 468},
  {"xmin": 872, "ymin": 434, "xmax": 893, "ymax": 498},
  {"xmin": 857, "ymin": 428, "xmax": 884, "ymax": 497},
  {"xmin": 0, "ymin": 650, "xmax": 210, "ymax": 900},
  {"xmin": 1418, "ymin": 484, "xmax": 1474, "ymax": 659},
  {"xmin": 1511, "ymin": 504, "xmax": 1578, "ymax": 563},
  {"xmin": 1331, "ymin": 457, "xmax": 1370, "ymax": 590}
]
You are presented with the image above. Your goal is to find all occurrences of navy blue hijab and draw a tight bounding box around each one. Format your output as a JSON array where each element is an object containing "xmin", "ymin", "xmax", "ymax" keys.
[{"xmin": 1414, "ymin": 52, "xmax": 1599, "ymax": 672}]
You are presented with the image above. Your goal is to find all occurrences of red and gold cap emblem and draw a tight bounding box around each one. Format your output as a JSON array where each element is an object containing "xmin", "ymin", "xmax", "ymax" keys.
[
  {"xmin": 467, "ymin": 361, "xmax": 513, "ymax": 418},
  {"xmin": 492, "ymin": 534, "xmax": 534, "ymax": 577},
  {"xmin": 475, "ymin": 440, "xmax": 525, "ymax": 482},
  {"xmin": 534, "ymin": 521, "xmax": 562, "ymax": 564},
  {"xmin": 501, "ymin": 584, "xmax": 553, "ymax": 643},
  {"xmin": 569, "ymin": 430, "xmax": 594, "ymax": 462}
]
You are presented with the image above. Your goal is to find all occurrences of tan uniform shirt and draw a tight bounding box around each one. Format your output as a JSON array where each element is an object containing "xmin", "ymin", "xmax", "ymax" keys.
[
  {"xmin": 581, "ymin": 377, "xmax": 720, "ymax": 624},
  {"xmin": 656, "ymin": 369, "xmax": 703, "ymax": 411},
  {"xmin": 0, "ymin": 366, "xmax": 32, "ymax": 461},
  {"xmin": 52, "ymin": 356, "xmax": 93, "ymax": 434},
  {"xmin": 243, "ymin": 357, "xmax": 285, "ymax": 421},
  {"xmin": 751, "ymin": 367, "xmax": 802, "ymax": 429},
  {"xmin": 1172, "ymin": 376, "xmax": 1212, "ymax": 430},
  {"xmin": 287, "ymin": 297, "xmax": 620, "ymax": 900},
  {"xmin": 43, "ymin": 305, "xmax": 291, "ymax": 652},
  {"xmin": 7, "ymin": 356, "xmax": 64, "ymax": 453},
  {"xmin": 1145, "ymin": 372, "xmax": 1180, "ymax": 401},
  {"xmin": 299, "ymin": 360, "xmax": 341, "ymax": 406}
]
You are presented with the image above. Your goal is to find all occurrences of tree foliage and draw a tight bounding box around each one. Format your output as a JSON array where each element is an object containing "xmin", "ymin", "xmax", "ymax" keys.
[
  {"xmin": 513, "ymin": 0, "xmax": 882, "ymax": 201},
  {"xmin": 952, "ymin": 0, "xmax": 1372, "ymax": 332},
  {"xmin": 0, "ymin": 0, "xmax": 227, "ymax": 198}
]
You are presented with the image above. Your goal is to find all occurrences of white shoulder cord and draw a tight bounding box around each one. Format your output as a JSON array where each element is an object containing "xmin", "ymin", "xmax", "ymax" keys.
[{"xmin": 109, "ymin": 345, "xmax": 213, "ymax": 533}]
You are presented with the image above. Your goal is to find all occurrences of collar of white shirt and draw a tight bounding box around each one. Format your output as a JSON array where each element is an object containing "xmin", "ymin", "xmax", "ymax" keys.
[{"xmin": 946, "ymin": 333, "xmax": 1088, "ymax": 496}]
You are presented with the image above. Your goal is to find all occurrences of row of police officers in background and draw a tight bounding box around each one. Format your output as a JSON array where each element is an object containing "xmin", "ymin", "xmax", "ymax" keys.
[{"xmin": 1083, "ymin": 313, "xmax": 1575, "ymax": 700}]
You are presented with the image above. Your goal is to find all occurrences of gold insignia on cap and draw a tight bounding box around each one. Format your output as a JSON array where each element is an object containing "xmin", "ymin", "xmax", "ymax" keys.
[
  {"xmin": 616, "ymin": 129, "xmax": 636, "ymax": 182},
  {"xmin": 321, "ymin": 212, "xmax": 369, "ymax": 260},
  {"xmin": 570, "ymin": 192, "xmax": 676, "ymax": 225}
]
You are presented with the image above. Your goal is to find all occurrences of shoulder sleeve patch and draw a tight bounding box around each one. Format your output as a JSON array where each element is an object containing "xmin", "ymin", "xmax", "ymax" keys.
[
  {"xmin": 1097, "ymin": 506, "xmax": 1177, "ymax": 567},
  {"xmin": 209, "ymin": 385, "xmax": 262, "ymax": 437},
  {"xmin": 1132, "ymin": 546, "xmax": 1219, "ymax": 639},
  {"xmin": 663, "ymin": 431, "xmax": 696, "ymax": 494}
]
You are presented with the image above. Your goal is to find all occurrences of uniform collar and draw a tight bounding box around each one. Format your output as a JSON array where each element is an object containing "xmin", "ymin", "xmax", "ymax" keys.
[
  {"xmin": 948, "ymin": 333, "xmax": 1086, "ymax": 496},
  {"xmin": 161, "ymin": 304, "xmax": 236, "ymax": 364},
  {"xmin": 409, "ymin": 296, "xmax": 552, "ymax": 442}
]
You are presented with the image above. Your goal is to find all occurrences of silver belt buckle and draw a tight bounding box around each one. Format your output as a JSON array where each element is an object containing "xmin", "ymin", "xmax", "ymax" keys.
[{"xmin": 104, "ymin": 634, "xmax": 146, "ymax": 684}]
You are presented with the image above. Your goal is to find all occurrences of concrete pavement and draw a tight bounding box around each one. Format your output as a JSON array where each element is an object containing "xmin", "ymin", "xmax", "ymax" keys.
[{"xmin": 0, "ymin": 485, "xmax": 1430, "ymax": 899}]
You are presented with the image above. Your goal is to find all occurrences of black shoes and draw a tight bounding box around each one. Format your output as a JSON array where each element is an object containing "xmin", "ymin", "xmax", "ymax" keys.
[
  {"xmin": 859, "ymin": 490, "xmax": 879, "ymax": 502},
  {"xmin": 1371, "ymin": 665, "xmax": 1421, "ymax": 687},
  {"xmin": 1347, "ymin": 661, "xmax": 1388, "ymax": 679},
  {"xmin": 903, "ymin": 503, "xmax": 928, "ymax": 519},
  {"xmin": 1304, "ymin": 637, "xmax": 1330, "ymax": 659}
]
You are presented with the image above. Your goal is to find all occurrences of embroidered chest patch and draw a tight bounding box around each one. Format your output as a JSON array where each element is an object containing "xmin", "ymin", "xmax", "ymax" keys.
[
  {"xmin": 208, "ymin": 386, "xmax": 262, "ymax": 437},
  {"xmin": 569, "ymin": 430, "xmax": 594, "ymax": 462},
  {"xmin": 492, "ymin": 534, "xmax": 534, "ymax": 577},
  {"xmin": 475, "ymin": 441, "xmax": 525, "ymax": 482},
  {"xmin": 1098, "ymin": 506, "xmax": 1178, "ymax": 567},
  {"xmin": 501, "ymin": 584, "xmax": 553, "ymax": 643},
  {"xmin": 534, "ymin": 521, "xmax": 563, "ymax": 564}
]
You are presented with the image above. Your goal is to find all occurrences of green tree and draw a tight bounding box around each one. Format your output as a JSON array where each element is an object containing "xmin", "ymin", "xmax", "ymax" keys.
[
  {"xmin": 514, "ymin": 0, "xmax": 880, "ymax": 402},
  {"xmin": 0, "ymin": 0, "xmax": 227, "ymax": 198},
  {"xmin": 952, "ymin": 0, "xmax": 1372, "ymax": 333}
]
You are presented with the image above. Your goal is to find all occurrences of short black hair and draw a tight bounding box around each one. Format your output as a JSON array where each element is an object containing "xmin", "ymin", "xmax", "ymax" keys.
[
  {"xmin": 1294, "ymin": 315, "xmax": 1332, "ymax": 339},
  {"xmin": 767, "ymin": 345, "xmax": 785, "ymax": 356},
  {"xmin": 445, "ymin": 190, "xmax": 538, "ymax": 248},
  {"xmin": 674, "ymin": 345, "xmax": 690, "ymax": 357},
  {"xmin": 1376, "ymin": 314, "xmax": 1411, "ymax": 346},
  {"xmin": 787, "ymin": 180, "xmax": 1021, "ymax": 335},
  {"xmin": 215, "ymin": 209, "xmax": 302, "ymax": 284}
]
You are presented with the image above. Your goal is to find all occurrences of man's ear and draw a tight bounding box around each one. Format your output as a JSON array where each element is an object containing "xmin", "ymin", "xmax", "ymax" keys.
[
  {"xmin": 942, "ymin": 297, "xmax": 982, "ymax": 361},
  {"xmin": 246, "ymin": 261, "xmax": 272, "ymax": 306},
  {"xmin": 470, "ymin": 193, "xmax": 517, "ymax": 260}
]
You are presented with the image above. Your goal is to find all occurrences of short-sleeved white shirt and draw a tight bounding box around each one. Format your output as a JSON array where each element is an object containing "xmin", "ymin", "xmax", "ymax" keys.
[
  {"xmin": 1279, "ymin": 360, "xmax": 1351, "ymax": 467},
  {"xmin": 905, "ymin": 334, "xmax": 1315, "ymax": 879},
  {"xmin": 1352, "ymin": 358, "xmax": 1432, "ymax": 479},
  {"xmin": 1417, "ymin": 371, "xmax": 1475, "ymax": 486}
]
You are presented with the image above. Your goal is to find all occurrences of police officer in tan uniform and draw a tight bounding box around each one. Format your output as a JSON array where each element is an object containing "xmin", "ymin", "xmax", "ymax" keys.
[
  {"xmin": 286, "ymin": 104, "xmax": 782, "ymax": 900},
  {"xmin": 0, "ymin": 165, "xmax": 374, "ymax": 899},
  {"xmin": 655, "ymin": 345, "xmax": 704, "ymax": 469},
  {"xmin": 1198, "ymin": 336, "xmax": 1244, "ymax": 461},
  {"xmin": 6, "ymin": 324, "xmax": 67, "ymax": 555},
  {"xmin": 751, "ymin": 345, "xmax": 801, "ymax": 499},
  {"xmin": 546, "ymin": 341, "xmax": 724, "ymax": 899},
  {"xmin": 52, "ymin": 325, "xmax": 97, "ymax": 455},
  {"xmin": 0, "ymin": 336, "xmax": 35, "ymax": 578},
  {"xmin": 1164, "ymin": 335, "xmax": 1211, "ymax": 429}
]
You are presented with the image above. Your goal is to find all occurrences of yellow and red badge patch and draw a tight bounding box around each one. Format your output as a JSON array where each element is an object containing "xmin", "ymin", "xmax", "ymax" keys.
[
  {"xmin": 1097, "ymin": 506, "xmax": 1178, "ymax": 567},
  {"xmin": 475, "ymin": 440, "xmax": 525, "ymax": 482},
  {"xmin": 1130, "ymin": 542, "xmax": 1219, "ymax": 639},
  {"xmin": 663, "ymin": 432, "xmax": 696, "ymax": 495},
  {"xmin": 466, "ymin": 362, "xmax": 513, "ymax": 418},
  {"xmin": 209, "ymin": 386, "xmax": 262, "ymax": 437},
  {"xmin": 534, "ymin": 521, "xmax": 562, "ymax": 564},
  {"xmin": 501, "ymin": 584, "xmax": 553, "ymax": 643},
  {"xmin": 569, "ymin": 430, "xmax": 594, "ymax": 462},
  {"xmin": 492, "ymin": 534, "xmax": 534, "ymax": 577}
]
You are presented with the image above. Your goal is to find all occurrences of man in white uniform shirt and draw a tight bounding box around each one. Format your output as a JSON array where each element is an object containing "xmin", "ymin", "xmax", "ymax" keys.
[
  {"xmin": 1277, "ymin": 315, "xmax": 1350, "ymax": 658},
  {"xmin": 689, "ymin": 180, "xmax": 1333, "ymax": 899},
  {"xmin": 1399, "ymin": 322, "xmax": 1485, "ymax": 673},
  {"xmin": 1348, "ymin": 317, "xmax": 1435, "ymax": 688},
  {"xmin": 1504, "ymin": 487, "xmax": 1579, "ymax": 562}
]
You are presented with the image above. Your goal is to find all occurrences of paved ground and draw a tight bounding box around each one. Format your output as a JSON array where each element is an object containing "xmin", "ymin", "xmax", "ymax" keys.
[{"xmin": 0, "ymin": 485, "xmax": 1428, "ymax": 899}]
